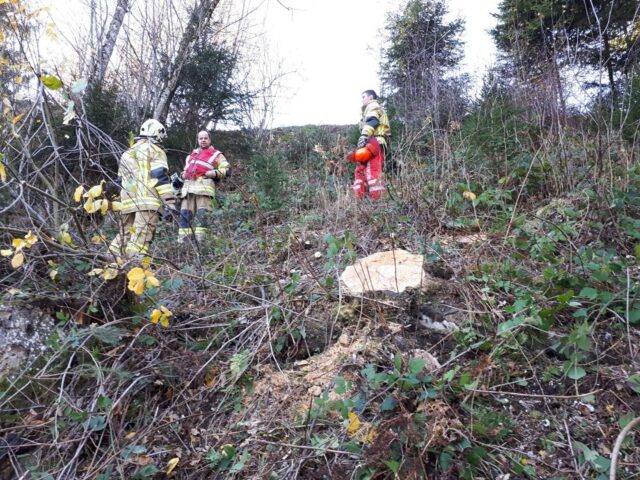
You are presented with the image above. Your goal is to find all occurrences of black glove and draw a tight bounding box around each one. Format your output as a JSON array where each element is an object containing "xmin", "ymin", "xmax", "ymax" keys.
[
  {"xmin": 357, "ymin": 135, "xmax": 369, "ymax": 148},
  {"xmin": 162, "ymin": 203, "xmax": 178, "ymax": 222},
  {"xmin": 171, "ymin": 173, "xmax": 184, "ymax": 191}
]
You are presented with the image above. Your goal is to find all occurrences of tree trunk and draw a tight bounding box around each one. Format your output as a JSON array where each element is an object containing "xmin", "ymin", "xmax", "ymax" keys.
[
  {"xmin": 88, "ymin": 0, "xmax": 130, "ymax": 87},
  {"xmin": 602, "ymin": 32, "xmax": 616, "ymax": 104},
  {"xmin": 153, "ymin": 0, "xmax": 221, "ymax": 123}
]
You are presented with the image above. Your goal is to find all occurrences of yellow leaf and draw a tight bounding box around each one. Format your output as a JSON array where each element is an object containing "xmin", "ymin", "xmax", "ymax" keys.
[
  {"xmin": 0, "ymin": 249, "xmax": 12, "ymax": 257},
  {"xmin": 24, "ymin": 231, "xmax": 37, "ymax": 247},
  {"xmin": 145, "ymin": 275, "xmax": 160, "ymax": 288},
  {"xmin": 166, "ymin": 457, "xmax": 179, "ymax": 476},
  {"xmin": 160, "ymin": 316, "xmax": 170, "ymax": 328},
  {"xmin": 49, "ymin": 269, "xmax": 58, "ymax": 280},
  {"xmin": 0, "ymin": 161, "xmax": 6, "ymax": 182},
  {"xmin": 150, "ymin": 309, "xmax": 161, "ymax": 324},
  {"xmin": 129, "ymin": 279, "xmax": 145, "ymax": 295},
  {"xmin": 141, "ymin": 256, "xmax": 152, "ymax": 269},
  {"xmin": 125, "ymin": 431, "xmax": 136, "ymax": 440},
  {"xmin": 0, "ymin": 30, "xmax": 4, "ymax": 42},
  {"xmin": 11, "ymin": 252, "xmax": 24, "ymax": 268},
  {"xmin": 364, "ymin": 427, "xmax": 378, "ymax": 444},
  {"xmin": 11, "ymin": 113, "xmax": 24, "ymax": 125},
  {"xmin": 102, "ymin": 267, "xmax": 118, "ymax": 281},
  {"xmin": 127, "ymin": 267, "xmax": 145, "ymax": 282},
  {"xmin": 88, "ymin": 268, "xmax": 104, "ymax": 276},
  {"xmin": 91, "ymin": 235, "xmax": 106, "ymax": 244},
  {"xmin": 73, "ymin": 185, "xmax": 84, "ymax": 202},
  {"xmin": 347, "ymin": 411, "xmax": 361, "ymax": 436},
  {"xmin": 462, "ymin": 191, "xmax": 477, "ymax": 201},
  {"xmin": 59, "ymin": 231, "xmax": 77, "ymax": 248},
  {"xmin": 85, "ymin": 182, "xmax": 103, "ymax": 199},
  {"xmin": 83, "ymin": 198, "xmax": 97, "ymax": 213},
  {"xmin": 111, "ymin": 201, "xmax": 123, "ymax": 212},
  {"xmin": 12, "ymin": 238, "xmax": 25, "ymax": 251},
  {"xmin": 100, "ymin": 199, "xmax": 109, "ymax": 216},
  {"xmin": 160, "ymin": 306, "xmax": 172, "ymax": 317}
]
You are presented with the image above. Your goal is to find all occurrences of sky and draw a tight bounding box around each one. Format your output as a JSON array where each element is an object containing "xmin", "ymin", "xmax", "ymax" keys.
[
  {"xmin": 40, "ymin": 0, "xmax": 501, "ymax": 128},
  {"xmin": 263, "ymin": 0, "xmax": 501, "ymax": 127}
]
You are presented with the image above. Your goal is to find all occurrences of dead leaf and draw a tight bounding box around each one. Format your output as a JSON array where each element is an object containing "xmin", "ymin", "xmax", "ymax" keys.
[{"xmin": 131, "ymin": 455, "xmax": 153, "ymax": 466}]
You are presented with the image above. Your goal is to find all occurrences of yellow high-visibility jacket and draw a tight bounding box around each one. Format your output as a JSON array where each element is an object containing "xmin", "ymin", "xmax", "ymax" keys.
[
  {"xmin": 181, "ymin": 147, "xmax": 230, "ymax": 198},
  {"xmin": 360, "ymin": 100, "xmax": 391, "ymax": 147},
  {"xmin": 118, "ymin": 139, "xmax": 175, "ymax": 214}
]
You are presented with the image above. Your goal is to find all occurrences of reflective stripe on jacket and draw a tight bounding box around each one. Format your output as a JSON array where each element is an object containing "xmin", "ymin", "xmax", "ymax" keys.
[
  {"xmin": 181, "ymin": 147, "xmax": 230, "ymax": 197},
  {"xmin": 360, "ymin": 100, "xmax": 391, "ymax": 147},
  {"xmin": 118, "ymin": 139, "xmax": 175, "ymax": 214}
]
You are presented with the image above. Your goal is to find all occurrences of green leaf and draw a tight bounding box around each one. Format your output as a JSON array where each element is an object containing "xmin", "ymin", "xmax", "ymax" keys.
[
  {"xmin": 557, "ymin": 290, "xmax": 574, "ymax": 304},
  {"xmin": 565, "ymin": 365, "xmax": 586, "ymax": 380},
  {"xmin": 83, "ymin": 415, "xmax": 107, "ymax": 431},
  {"xmin": 578, "ymin": 287, "xmax": 598, "ymax": 300},
  {"xmin": 71, "ymin": 78, "xmax": 87, "ymax": 93},
  {"xmin": 408, "ymin": 357, "xmax": 425, "ymax": 374},
  {"xmin": 439, "ymin": 450, "xmax": 452, "ymax": 471},
  {"xmin": 91, "ymin": 326, "xmax": 124, "ymax": 345},
  {"xmin": 619, "ymin": 412, "xmax": 636, "ymax": 428},
  {"xmin": 41, "ymin": 75, "xmax": 63, "ymax": 90},
  {"xmin": 628, "ymin": 373, "xmax": 640, "ymax": 393},
  {"xmin": 133, "ymin": 465, "xmax": 160, "ymax": 479},
  {"xmin": 393, "ymin": 354, "xmax": 402, "ymax": 372},
  {"xmin": 230, "ymin": 350, "xmax": 250, "ymax": 382},
  {"xmin": 380, "ymin": 395, "xmax": 398, "ymax": 412},
  {"xmin": 629, "ymin": 307, "xmax": 640, "ymax": 324},
  {"xmin": 229, "ymin": 449, "xmax": 249, "ymax": 473},
  {"xmin": 634, "ymin": 243, "xmax": 640, "ymax": 259},
  {"xmin": 572, "ymin": 441, "xmax": 597, "ymax": 464},
  {"xmin": 383, "ymin": 459, "xmax": 400, "ymax": 474}
]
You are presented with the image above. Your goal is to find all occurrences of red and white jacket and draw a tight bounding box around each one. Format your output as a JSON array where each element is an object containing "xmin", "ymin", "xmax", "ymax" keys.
[{"xmin": 181, "ymin": 147, "xmax": 230, "ymax": 197}]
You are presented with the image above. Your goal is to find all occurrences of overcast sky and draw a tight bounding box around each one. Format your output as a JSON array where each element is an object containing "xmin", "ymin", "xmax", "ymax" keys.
[
  {"xmin": 264, "ymin": 0, "xmax": 500, "ymax": 127},
  {"xmin": 41, "ymin": 0, "xmax": 501, "ymax": 128}
]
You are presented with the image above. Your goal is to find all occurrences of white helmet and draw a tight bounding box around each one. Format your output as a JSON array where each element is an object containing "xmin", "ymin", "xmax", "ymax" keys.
[{"xmin": 139, "ymin": 119, "xmax": 167, "ymax": 142}]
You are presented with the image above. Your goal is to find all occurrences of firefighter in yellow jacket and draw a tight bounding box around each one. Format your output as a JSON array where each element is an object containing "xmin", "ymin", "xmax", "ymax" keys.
[
  {"xmin": 358, "ymin": 89, "xmax": 391, "ymax": 154},
  {"xmin": 353, "ymin": 90, "xmax": 391, "ymax": 198},
  {"xmin": 178, "ymin": 130, "xmax": 230, "ymax": 242},
  {"xmin": 109, "ymin": 119, "xmax": 177, "ymax": 258}
]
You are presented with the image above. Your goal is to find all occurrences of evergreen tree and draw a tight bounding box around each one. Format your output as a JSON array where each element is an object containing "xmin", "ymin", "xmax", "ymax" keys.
[
  {"xmin": 381, "ymin": 0, "xmax": 466, "ymax": 130},
  {"xmin": 493, "ymin": 0, "xmax": 639, "ymax": 100}
]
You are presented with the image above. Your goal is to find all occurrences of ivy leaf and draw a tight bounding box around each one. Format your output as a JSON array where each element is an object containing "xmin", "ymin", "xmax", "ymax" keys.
[{"xmin": 41, "ymin": 75, "xmax": 63, "ymax": 90}]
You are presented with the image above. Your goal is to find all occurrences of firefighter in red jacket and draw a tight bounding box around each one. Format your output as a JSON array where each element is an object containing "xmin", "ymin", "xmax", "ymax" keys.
[
  {"xmin": 348, "ymin": 90, "xmax": 391, "ymax": 199},
  {"xmin": 178, "ymin": 130, "xmax": 230, "ymax": 242}
]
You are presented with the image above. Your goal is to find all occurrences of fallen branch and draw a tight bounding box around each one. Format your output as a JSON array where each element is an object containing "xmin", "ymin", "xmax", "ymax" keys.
[
  {"xmin": 610, "ymin": 416, "xmax": 640, "ymax": 480},
  {"xmin": 468, "ymin": 388, "xmax": 601, "ymax": 400}
]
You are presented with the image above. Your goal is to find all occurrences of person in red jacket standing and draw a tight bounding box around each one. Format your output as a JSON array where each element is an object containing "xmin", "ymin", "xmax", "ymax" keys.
[{"xmin": 178, "ymin": 130, "xmax": 230, "ymax": 243}]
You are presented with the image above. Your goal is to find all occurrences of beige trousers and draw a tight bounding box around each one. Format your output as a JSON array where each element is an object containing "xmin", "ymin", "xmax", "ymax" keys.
[{"xmin": 109, "ymin": 210, "xmax": 160, "ymax": 257}]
